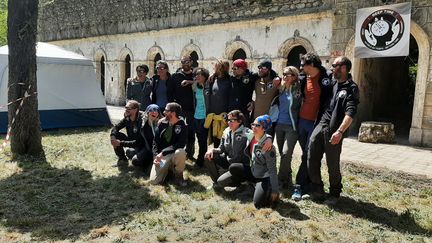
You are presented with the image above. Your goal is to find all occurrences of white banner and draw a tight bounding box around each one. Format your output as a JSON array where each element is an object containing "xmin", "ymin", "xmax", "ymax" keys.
[{"xmin": 354, "ymin": 2, "xmax": 411, "ymax": 58}]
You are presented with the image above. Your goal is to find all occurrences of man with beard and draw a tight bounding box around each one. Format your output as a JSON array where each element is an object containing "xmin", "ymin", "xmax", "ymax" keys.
[
  {"xmin": 167, "ymin": 56, "xmax": 195, "ymax": 160},
  {"xmin": 307, "ymin": 56, "xmax": 359, "ymax": 205},
  {"xmin": 110, "ymin": 100, "xmax": 145, "ymax": 167},
  {"xmin": 150, "ymin": 102, "xmax": 188, "ymax": 186}
]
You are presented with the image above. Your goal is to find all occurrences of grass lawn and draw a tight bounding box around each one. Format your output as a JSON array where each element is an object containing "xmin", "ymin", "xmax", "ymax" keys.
[{"xmin": 0, "ymin": 127, "xmax": 431, "ymax": 242}]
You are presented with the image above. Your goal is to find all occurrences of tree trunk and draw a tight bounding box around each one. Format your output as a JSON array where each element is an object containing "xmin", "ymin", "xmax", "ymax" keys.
[{"xmin": 7, "ymin": 0, "xmax": 43, "ymax": 157}]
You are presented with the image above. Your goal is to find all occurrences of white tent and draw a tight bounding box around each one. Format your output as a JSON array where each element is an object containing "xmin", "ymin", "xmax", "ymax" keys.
[{"xmin": 0, "ymin": 42, "xmax": 111, "ymax": 133}]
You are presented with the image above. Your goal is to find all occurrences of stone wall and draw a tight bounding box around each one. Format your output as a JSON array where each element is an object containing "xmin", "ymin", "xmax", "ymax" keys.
[
  {"xmin": 330, "ymin": 0, "xmax": 432, "ymax": 146},
  {"xmin": 39, "ymin": 0, "xmax": 330, "ymax": 41}
]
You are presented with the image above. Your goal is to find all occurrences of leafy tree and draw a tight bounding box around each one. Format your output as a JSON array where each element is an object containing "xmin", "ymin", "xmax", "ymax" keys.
[
  {"xmin": 0, "ymin": 0, "xmax": 7, "ymax": 46},
  {"xmin": 8, "ymin": 0, "xmax": 44, "ymax": 157}
]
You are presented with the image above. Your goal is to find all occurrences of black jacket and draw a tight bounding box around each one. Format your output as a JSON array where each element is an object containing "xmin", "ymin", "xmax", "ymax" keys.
[
  {"xmin": 228, "ymin": 70, "xmax": 255, "ymax": 113},
  {"xmin": 205, "ymin": 74, "xmax": 231, "ymax": 115},
  {"xmin": 300, "ymin": 66, "xmax": 334, "ymax": 125},
  {"xmin": 153, "ymin": 117, "xmax": 188, "ymax": 156},
  {"xmin": 319, "ymin": 78, "xmax": 360, "ymax": 135},
  {"xmin": 167, "ymin": 71, "xmax": 194, "ymax": 112},
  {"xmin": 110, "ymin": 111, "xmax": 145, "ymax": 148}
]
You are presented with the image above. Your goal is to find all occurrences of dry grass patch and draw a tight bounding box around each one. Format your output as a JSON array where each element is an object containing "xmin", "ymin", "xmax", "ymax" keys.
[{"xmin": 0, "ymin": 127, "xmax": 430, "ymax": 242}]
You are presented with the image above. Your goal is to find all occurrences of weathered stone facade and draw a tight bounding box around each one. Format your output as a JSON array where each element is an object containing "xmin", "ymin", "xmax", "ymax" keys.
[{"xmin": 38, "ymin": 0, "xmax": 432, "ymax": 146}]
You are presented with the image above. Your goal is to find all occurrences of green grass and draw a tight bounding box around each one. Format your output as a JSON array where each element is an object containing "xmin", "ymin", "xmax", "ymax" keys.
[{"xmin": 0, "ymin": 127, "xmax": 431, "ymax": 242}]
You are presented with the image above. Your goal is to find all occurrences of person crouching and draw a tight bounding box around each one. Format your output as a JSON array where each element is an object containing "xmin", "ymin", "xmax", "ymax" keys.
[{"xmin": 150, "ymin": 102, "xmax": 188, "ymax": 186}]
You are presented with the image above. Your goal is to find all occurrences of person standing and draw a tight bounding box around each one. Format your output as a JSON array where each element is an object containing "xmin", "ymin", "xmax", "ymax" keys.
[
  {"xmin": 270, "ymin": 66, "xmax": 302, "ymax": 191},
  {"xmin": 294, "ymin": 52, "xmax": 333, "ymax": 199},
  {"xmin": 150, "ymin": 102, "xmax": 188, "ymax": 186},
  {"xmin": 307, "ymin": 56, "xmax": 359, "ymax": 204},
  {"xmin": 228, "ymin": 59, "xmax": 255, "ymax": 126},
  {"xmin": 127, "ymin": 65, "xmax": 152, "ymax": 110},
  {"xmin": 167, "ymin": 56, "xmax": 195, "ymax": 160},
  {"xmin": 204, "ymin": 59, "xmax": 231, "ymax": 147},
  {"xmin": 192, "ymin": 67, "xmax": 210, "ymax": 167},
  {"xmin": 152, "ymin": 60, "xmax": 171, "ymax": 110}
]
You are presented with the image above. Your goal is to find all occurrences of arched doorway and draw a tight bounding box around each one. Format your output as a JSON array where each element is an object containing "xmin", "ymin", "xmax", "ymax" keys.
[
  {"xmin": 287, "ymin": 45, "xmax": 307, "ymax": 68},
  {"xmin": 355, "ymin": 35, "xmax": 419, "ymax": 141},
  {"xmin": 190, "ymin": 51, "xmax": 199, "ymax": 68},
  {"xmin": 232, "ymin": 48, "xmax": 247, "ymax": 61},
  {"xmin": 100, "ymin": 56, "xmax": 105, "ymax": 95},
  {"xmin": 154, "ymin": 53, "xmax": 161, "ymax": 74},
  {"xmin": 124, "ymin": 54, "xmax": 131, "ymax": 93}
]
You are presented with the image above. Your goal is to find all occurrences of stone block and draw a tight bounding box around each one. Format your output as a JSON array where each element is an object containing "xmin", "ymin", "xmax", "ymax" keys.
[{"xmin": 358, "ymin": 121, "xmax": 396, "ymax": 144}]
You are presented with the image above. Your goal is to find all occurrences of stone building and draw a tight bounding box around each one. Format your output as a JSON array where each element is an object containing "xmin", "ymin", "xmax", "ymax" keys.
[{"xmin": 38, "ymin": 0, "xmax": 432, "ymax": 147}]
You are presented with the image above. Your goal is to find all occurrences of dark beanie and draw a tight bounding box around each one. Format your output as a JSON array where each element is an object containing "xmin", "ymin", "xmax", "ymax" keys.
[{"xmin": 259, "ymin": 59, "xmax": 272, "ymax": 70}]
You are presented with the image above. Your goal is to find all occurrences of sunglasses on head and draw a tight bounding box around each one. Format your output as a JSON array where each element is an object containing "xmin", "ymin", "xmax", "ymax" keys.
[{"xmin": 251, "ymin": 123, "xmax": 262, "ymax": 128}]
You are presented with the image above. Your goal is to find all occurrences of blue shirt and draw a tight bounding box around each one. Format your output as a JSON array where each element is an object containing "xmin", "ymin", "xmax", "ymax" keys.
[
  {"xmin": 194, "ymin": 86, "xmax": 206, "ymax": 119},
  {"xmin": 155, "ymin": 79, "xmax": 168, "ymax": 109},
  {"xmin": 278, "ymin": 90, "xmax": 292, "ymax": 125}
]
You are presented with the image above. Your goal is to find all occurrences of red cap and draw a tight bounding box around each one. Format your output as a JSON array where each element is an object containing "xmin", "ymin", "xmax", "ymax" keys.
[{"xmin": 233, "ymin": 59, "xmax": 247, "ymax": 70}]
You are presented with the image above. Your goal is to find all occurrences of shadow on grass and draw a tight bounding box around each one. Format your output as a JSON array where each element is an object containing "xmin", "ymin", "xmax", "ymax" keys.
[
  {"xmin": 329, "ymin": 196, "xmax": 431, "ymax": 236},
  {"xmin": 0, "ymin": 155, "xmax": 161, "ymax": 241},
  {"xmin": 274, "ymin": 200, "xmax": 309, "ymax": 221}
]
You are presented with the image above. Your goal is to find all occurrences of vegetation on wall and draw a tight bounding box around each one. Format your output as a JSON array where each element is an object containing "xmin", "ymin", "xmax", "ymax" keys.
[{"xmin": 0, "ymin": 0, "xmax": 7, "ymax": 46}]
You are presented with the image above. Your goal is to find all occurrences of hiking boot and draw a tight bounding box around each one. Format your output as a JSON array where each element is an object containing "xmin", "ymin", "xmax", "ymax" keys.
[
  {"xmin": 324, "ymin": 196, "xmax": 339, "ymax": 206},
  {"xmin": 310, "ymin": 192, "xmax": 326, "ymax": 203},
  {"xmin": 291, "ymin": 184, "xmax": 302, "ymax": 201},
  {"xmin": 174, "ymin": 172, "xmax": 187, "ymax": 187},
  {"xmin": 113, "ymin": 158, "xmax": 128, "ymax": 167}
]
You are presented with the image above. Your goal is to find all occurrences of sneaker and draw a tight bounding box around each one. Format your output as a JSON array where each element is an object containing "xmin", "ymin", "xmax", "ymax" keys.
[
  {"xmin": 324, "ymin": 196, "xmax": 339, "ymax": 206},
  {"xmin": 301, "ymin": 193, "xmax": 311, "ymax": 200},
  {"xmin": 291, "ymin": 185, "xmax": 302, "ymax": 201},
  {"xmin": 310, "ymin": 192, "xmax": 326, "ymax": 203}
]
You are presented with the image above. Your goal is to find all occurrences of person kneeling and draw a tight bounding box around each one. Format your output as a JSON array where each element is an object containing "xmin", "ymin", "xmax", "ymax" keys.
[
  {"xmin": 110, "ymin": 100, "xmax": 146, "ymax": 168},
  {"xmin": 150, "ymin": 102, "xmax": 188, "ymax": 186},
  {"xmin": 230, "ymin": 115, "xmax": 279, "ymax": 208}
]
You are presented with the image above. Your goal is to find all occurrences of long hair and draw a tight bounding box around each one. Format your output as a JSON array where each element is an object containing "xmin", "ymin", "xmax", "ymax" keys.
[
  {"xmin": 209, "ymin": 59, "xmax": 230, "ymax": 82},
  {"xmin": 280, "ymin": 66, "xmax": 300, "ymax": 91}
]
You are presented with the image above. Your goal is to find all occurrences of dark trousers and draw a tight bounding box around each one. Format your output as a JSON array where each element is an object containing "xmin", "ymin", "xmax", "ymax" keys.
[
  {"xmin": 204, "ymin": 154, "xmax": 231, "ymax": 183},
  {"xmin": 296, "ymin": 118, "xmax": 315, "ymax": 193},
  {"xmin": 229, "ymin": 163, "xmax": 273, "ymax": 208},
  {"xmin": 275, "ymin": 123, "xmax": 298, "ymax": 187},
  {"xmin": 181, "ymin": 110, "xmax": 195, "ymax": 158},
  {"xmin": 194, "ymin": 118, "xmax": 208, "ymax": 166},
  {"xmin": 113, "ymin": 132, "xmax": 153, "ymax": 168},
  {"xmin": 307, "ymin": 123, "xmax": 343, "ymax": 197}
]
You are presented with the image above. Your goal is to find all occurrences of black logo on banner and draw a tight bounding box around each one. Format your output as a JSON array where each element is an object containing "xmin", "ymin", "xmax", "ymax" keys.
[{"xmin": 360, "ymin": 9, "xmax": 404, "ymax": 51}]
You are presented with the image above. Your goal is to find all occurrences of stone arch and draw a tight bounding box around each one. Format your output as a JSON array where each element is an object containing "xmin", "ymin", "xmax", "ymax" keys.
[
  {"xmin": 180, "ymin": 43, "xmax": 203, "ymax": 60},
  {"xmin": 94, "ymin": 48, "xmax": 107, "ymax": 62},
  {"xmin": 277, "ymin": 37, "xmax": 314, "ymax": 58},
  {"xmin": 345, "ymin": 21, "xmax": 430, "ymax": 145},
  {"xmin": 94, "ymin": 48, "xmax": 107, "ymax": 98},
  {"xmin": 224, "ymin": 40, "xmax": 253, "ymax": 60},
  {"xmin": 118, "ymin": 46, "xmax": 134, "ymax": 61},
  {"xmin": 147, "ymin": 45, "xmax": 165, "ymax": 76},
  {"xmin": 147, "ymin": 45, "xmax": 165, "ymax": 61}
]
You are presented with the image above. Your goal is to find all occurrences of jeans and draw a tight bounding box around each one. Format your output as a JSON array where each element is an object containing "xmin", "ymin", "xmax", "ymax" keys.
[
  {"xmin": 296, "ymin": 118, "xmax": 315, "ymax": 193},
  {"xmin": 275, "ymin": 123, "xmax": 298, "ymax": 187}
]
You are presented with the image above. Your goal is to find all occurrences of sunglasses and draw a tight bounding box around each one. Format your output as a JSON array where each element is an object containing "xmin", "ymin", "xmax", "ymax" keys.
[
  {"xmin": 283, "ymin": 73, "xmax": 294, "ymax": 77},
  {"xmin": 332, "ymin": 63, "xmax": 343, "ymax": 68},
  {"xmin": 156, "ymin": 67, "xmax": 166, "ymax": 70},
  {"xmin": 125, "ymin": 106, "xmax": 136, "ymax": 111},
  {"xmin": 232, "ymin": 67, "xmax": 239, "ymax": 71},
  {"xmin": 164, "ymin": 109, "xmax": 173, "ymax": 113},
  {"xmin": 258, "ymin": 66, "xmax": 268, "ymax": 70},
  {"xmin": 147, "ymin": 108, "xmax": 159, "ymax": 112},
  {"xmin": 181, "ymin": 60, "xmax": 191, "ymax": 64},
  {"xmin": 227, "ymin": 119, "xmax": 239, "ymax": 123},
  {"xmin": 137, "ymin": 70, "xmax": 147, "ymax": 73},
  {"xmin": 251, "ymin": 123, "xmax": 262, "ymax": 128}
]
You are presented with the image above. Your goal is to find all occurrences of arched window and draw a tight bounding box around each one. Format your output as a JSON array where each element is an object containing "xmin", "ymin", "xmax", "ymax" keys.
[
  {"xmin": 190, "ymin": 51, "xmax": 199, "ymax": 68},
  {"xmin": 100, "ymin": 56, "xmax": 105, "ymax": 95},
  {"xmin": 124, "ymin": 54, "xmax": 131, "ymax": 91},
  {"xmin": 232, "ymin": 48, "xmax": 247, "ymax": 61},
  {"xmin": 287, "ymin": 46, "xmax": 306, "ymax": 68},
  {"xmin": 154, "ymin": 53, "xmax": 161, "ymax": 74}
]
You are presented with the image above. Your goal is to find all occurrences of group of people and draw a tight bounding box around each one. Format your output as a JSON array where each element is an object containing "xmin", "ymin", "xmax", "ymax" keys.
[{"xmin": 110, "ymin": 52, "xmax": 359, "ymax": 208}]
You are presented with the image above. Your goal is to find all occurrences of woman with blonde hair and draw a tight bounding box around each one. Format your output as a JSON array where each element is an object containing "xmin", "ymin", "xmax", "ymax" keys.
[{"xmin": 269, "ymin": 66, "xmax": 302, "ymax": 195}]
